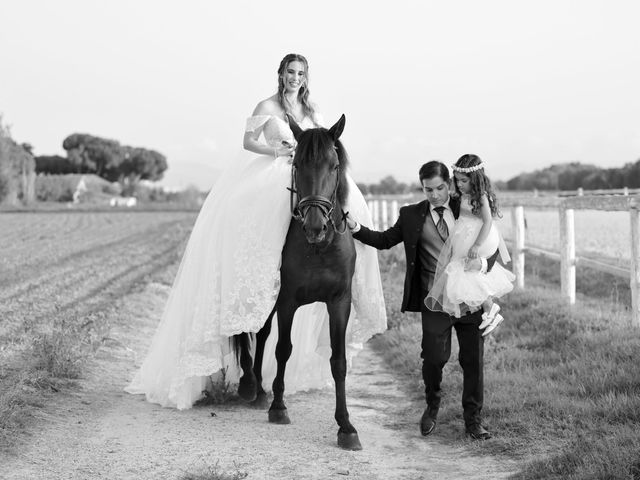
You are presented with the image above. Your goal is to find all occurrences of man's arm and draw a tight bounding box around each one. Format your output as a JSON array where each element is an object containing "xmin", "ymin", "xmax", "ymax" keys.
[
  {"xmin": 486, "ymin": 249, "xmax": 499, "ymax": 272},
  {"xmin": 465, "ymin": 249, "xmax": 499, "ymax": 273},
  {"xmin": 350, "ymin": 213, "xmax": 404, "ymax": 250}
]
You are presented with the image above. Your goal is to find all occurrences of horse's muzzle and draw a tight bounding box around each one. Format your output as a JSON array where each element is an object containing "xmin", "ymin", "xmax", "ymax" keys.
[{"xmin": 303, "ymin": 218, "xmax": 328, "ymax": 244}]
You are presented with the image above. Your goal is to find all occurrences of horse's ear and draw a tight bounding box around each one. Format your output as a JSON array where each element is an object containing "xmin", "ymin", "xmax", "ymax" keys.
[
  {"xmin": 328, "ymin": 114, "xmax": 346, "ymax": 141},
  {"xmin": 287, "ymin": 114, "xmax": 304, "ymax": 141}
]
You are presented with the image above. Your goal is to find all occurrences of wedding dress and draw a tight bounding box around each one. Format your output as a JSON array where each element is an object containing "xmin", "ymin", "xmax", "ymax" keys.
[
  {"xmin": 425, "ymin": 194, "xmax": 514, "ymax": 318},
  {"xmin": 125, "ymin": 114, "xmax": 387, "ymax": 409}
]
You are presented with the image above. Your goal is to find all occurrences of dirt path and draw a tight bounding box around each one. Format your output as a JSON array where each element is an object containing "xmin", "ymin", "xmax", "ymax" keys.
[{"xmin": 2, "ymin": 282, "xmax": 517, "ymax": 480}]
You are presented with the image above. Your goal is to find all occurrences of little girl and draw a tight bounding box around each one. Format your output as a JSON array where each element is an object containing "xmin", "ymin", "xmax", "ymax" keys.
[{"xmin": 425, "ymin": 154, "xmax": 514, "ymax": 336}]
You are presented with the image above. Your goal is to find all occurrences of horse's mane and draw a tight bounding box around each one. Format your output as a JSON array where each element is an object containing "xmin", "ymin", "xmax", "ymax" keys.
[{"xmin": 294, "ymin": 128, "xmax": 349, "ymax": 207}]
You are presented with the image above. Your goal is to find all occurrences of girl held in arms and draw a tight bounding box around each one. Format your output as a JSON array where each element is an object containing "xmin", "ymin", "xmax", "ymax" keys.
[{"xmin": 425, "ymin": 154, "xmax": 514, "ymax": 336}]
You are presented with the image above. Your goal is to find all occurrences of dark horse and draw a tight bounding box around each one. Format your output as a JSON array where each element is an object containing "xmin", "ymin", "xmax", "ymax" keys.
[{"xmin": 232, "ymin": 114, "xmax": 362, "ymax": 451}]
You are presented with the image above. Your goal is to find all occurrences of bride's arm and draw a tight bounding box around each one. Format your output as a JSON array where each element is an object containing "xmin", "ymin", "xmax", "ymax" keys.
[{"xmin": 243, "ymin": 100, "xmax": 295, "ymax": 158}]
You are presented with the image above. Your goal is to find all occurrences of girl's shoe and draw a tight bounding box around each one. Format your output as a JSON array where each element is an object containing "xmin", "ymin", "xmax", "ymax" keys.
[
  {"xmin": 482, "ymin": 313, "xmax": 504, "ymax": 337},
  {"xmin": 479, "ymin": 304, "xmax": 500, "ymax": 330}
]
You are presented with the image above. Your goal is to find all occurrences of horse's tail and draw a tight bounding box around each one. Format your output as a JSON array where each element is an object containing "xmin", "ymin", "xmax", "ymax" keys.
[
  {"xmin": 230, "ymin": 332, "xmax": 253, "ymax": 366},
  {"xmin": 230, "ymin": 304, "xmax": 276, "ymax": 366}
]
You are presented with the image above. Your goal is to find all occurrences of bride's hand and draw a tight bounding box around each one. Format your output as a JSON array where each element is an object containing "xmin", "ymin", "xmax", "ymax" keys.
[
  {"xmin": 275, "ymin": 144, "xmax": 295, "ymax": 158},
  {"xmin": 276, "ymin": 140, "xmax": 296, "ymax": 160}
]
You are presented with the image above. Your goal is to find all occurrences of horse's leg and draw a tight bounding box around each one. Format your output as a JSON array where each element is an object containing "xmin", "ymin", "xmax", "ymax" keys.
[
  {"xmin": 328, "ymin": 296, "xmax": 362, "ymax": 451},
  {"xmin": 268, "ymin": 299, "xmax": 296, "ymax": 424},
  {"xmin": 236, "ymin": 332, "xmax": 257, "ymax": 401},
  {"xmin": 250, "ymin": 305, "xmax": 275, "ymax": 409}
]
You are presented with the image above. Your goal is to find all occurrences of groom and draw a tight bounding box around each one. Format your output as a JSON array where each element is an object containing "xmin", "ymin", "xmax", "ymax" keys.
[{"xmin": 348, "ymin": 161, "xmax": 496, "ymax": 440}]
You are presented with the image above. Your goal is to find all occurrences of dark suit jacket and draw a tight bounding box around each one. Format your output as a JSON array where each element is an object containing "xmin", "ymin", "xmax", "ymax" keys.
[{"xmin": 353, "ymin": 197, "xmax": 497, "ymax": 313}]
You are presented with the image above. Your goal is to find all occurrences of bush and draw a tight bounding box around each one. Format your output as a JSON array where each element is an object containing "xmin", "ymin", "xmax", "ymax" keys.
[
  {"xmin": 34, "ymin": 174, "xmax": 75, "ymax": 201},
  {"xmin": 34, "ymin": 174, "xmax": 119, "ymax": 202}
]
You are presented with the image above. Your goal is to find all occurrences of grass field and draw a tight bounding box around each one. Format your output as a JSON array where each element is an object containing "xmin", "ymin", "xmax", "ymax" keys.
[
  {"xmin": 0, "ymin": 211, "xmax": 196, "ymax": 452},
  {"xmin": 373, "ymin": 246, "xmax": 640, "ymax": 479},
  {"xmin": 498, "ymin": 208, "xmax": 631, "ymax": 268},
  {"xmin": 1, "ymin": 210, "xmax": 639, "ymax": 479}
]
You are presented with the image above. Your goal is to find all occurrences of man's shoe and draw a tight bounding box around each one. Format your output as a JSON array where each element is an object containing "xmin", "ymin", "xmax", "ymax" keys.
[
  {"xmin": 466, "ymin": 423, "xmax": 492, "ymax": 440},
  {"xmin": 420, "ymin": 407, "xmax": 438, "ymax": 436}
]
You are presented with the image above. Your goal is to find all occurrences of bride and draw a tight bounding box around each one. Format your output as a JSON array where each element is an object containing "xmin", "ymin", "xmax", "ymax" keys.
[{"xmin": 125, "ymin": 53, "xmax": 387, "ymax": 410}]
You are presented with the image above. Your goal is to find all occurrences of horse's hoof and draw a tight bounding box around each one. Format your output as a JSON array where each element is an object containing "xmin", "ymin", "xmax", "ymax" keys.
[
  {"xmin": 250, "ymin": 393, "xmax": 269, "ymax": 410},
  {"xmin": 237, "ymin": 375, "xmax": 257, "ymax": 402},
  {"xmin": 337, "ymin": 432, "xmax": 362, "ymax": 451},
  {"xmin": 268, "ymin": 408, "xmax": 291, "ymax": 424}
]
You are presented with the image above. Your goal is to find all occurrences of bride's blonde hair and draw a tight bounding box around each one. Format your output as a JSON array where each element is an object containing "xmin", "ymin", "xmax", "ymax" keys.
[{"xmin": 277, "ymin": 53, "xmax": 317, "ymax": 125}]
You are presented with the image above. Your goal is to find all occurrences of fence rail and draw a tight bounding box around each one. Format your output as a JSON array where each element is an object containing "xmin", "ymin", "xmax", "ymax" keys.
[{"xmin": 365, "ymin": 192, "xmax": 640, "ymax": 327}]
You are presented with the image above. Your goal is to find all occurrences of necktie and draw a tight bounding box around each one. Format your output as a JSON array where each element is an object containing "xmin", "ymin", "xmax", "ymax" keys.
[{"xmin": 434, "ymin": 206, "xmax": 449, "ymax": 242}]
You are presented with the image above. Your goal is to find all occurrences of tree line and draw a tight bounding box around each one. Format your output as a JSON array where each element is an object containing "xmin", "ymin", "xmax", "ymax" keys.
[
  {"xmin": 356, "ymin": 160, "xmax": 640, "ymax": 194},
  {"xmin": 37, "ymin": 133, "xmax": 167, "ymax": 194},
  {"xmin": 0, "ymin": 114, "xmax": 169, "ymax": 205},
  {"xmin": 502, "ymin": 160, "xmax": 640, "ymax": 191}
]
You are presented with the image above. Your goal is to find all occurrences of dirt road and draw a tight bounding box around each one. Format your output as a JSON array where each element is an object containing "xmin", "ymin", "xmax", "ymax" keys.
[{"xmin": 2, "ymin": 280, "xmax": 517, "ymax": 480}]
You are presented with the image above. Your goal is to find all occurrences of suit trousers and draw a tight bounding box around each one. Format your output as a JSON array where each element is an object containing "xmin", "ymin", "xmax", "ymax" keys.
[{"xmin": 420, "ymin": 302, "xmax": 485, "ymax": 427}]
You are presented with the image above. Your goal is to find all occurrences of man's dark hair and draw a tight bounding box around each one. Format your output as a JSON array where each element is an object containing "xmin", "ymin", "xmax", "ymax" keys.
[{"xmin": 419, "ymin": 161, "xmax": 450, "ymax": 183}]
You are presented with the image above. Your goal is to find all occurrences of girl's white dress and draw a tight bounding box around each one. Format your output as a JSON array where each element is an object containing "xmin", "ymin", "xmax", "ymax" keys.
[
  {"xmin": 125, "ymin": 115, "xmax": 387, "ymax": 409},
  {"xmin": 425, "ymin": 194, "xmax": 514, "ymax": 318}
]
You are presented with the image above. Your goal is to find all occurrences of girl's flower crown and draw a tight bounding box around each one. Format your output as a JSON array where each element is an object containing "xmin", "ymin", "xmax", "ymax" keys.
[{"xmin": 451, "ymin": 162, "xmax": 484, "ymax": 173}]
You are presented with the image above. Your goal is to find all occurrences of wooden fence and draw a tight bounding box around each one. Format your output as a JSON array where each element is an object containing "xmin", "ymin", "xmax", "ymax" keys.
[{"xmin": 365, "ymin": 192, "xmax": 640, "ymax": 327}]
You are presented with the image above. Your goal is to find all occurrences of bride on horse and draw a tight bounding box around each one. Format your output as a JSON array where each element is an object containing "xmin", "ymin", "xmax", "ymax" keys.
[{"xmin": 125, "ymin": 53, "xmax": 387, "ymax": 411}]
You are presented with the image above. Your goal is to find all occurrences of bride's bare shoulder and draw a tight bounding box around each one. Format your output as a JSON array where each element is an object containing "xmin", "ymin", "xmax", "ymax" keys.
[{"xmin": 252, "ymin": 95, "xmax": 284, "ymax": 117}]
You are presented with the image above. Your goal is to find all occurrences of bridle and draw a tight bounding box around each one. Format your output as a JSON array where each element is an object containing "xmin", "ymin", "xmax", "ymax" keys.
[{"xmin": 288, "ymin": 162, "xmax": 349, "ymax": 235}]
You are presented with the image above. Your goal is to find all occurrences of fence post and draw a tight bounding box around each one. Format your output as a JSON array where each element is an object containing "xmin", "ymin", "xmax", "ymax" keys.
[
  {"xmin": 390, "ymin": 200, "xmax": 399, "ymax": 225},
  {"xmin": 381, "ymin": 199, "xmax": 389, "ymax": 229},
  {"xmin": 371, "ymin": 200, "xmax": 379, "ymax": 230},
  {"xmin": 511, "ymin": 206, "xmax": 525, "ymax": 288},
  {"xmin": 630, "ymin": 201, "xmax": 640, "ymax": 327},
  {"xmin": 559, "ymin": 207, "xmax": 576, "ymax": 305}
]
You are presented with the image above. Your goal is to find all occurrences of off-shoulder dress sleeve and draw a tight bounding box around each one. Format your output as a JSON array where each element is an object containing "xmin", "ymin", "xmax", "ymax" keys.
[{"xmin": 245, "ymin": 115, "xmax": 271, "ymax": 134}]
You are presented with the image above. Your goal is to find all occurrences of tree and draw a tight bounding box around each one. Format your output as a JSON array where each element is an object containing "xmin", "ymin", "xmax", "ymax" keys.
[
  {"xmin": 119, "ymin": 147, "xmax": 168, "ymax": 195},
  {"xmin": 35, "ymin": 155, "xmax": 78, "ymax": 174},
  {"xmin": 63, "ymin": 133, "xmax": 126, "ymax": 180},
  {"xmin": 0, "ymin": 118, "xmax": 36, "ymax": 205}
]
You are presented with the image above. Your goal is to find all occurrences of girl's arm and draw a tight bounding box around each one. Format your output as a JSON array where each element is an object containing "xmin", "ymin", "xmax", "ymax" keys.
[
  {"xmin": 243, "ymin": 100, "xmax": 295, "ymax": 157},
  {"xmin": 468, "ymin": 193, "xmax": 493, "ymax": 259}
]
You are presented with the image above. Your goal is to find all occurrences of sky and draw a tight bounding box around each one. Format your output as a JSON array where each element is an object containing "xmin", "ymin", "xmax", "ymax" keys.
[{"xmin": 1, "ymin": 0, "xmax": 639, "ymax": 190}]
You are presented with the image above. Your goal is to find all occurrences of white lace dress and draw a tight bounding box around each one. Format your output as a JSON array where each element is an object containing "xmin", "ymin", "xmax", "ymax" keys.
[{"xmin": 125, "ymin": 115, "xmax": 387, "ymax": 409}]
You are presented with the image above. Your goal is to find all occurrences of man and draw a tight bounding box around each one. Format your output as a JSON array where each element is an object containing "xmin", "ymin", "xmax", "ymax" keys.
[{"xmin": 348, "ymin": 161, "xmax": 496, "ymax": 440}]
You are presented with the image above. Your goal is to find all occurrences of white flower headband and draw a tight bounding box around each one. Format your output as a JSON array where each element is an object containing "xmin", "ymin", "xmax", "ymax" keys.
[{"xmin": 451, "ymin": 162, "xmax": 484, "ymax": 173}]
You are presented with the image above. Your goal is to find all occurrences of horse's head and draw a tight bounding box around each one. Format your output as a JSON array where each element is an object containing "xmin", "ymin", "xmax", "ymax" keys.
[{"xmin": 288, "ymin": 114, "xmax": 349, "ymax": 245}]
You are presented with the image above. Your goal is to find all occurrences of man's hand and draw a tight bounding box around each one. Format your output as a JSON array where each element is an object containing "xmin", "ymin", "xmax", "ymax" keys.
[{"xmin": 345, "ymin": 213, "xmax": 359, "ymax": 232}]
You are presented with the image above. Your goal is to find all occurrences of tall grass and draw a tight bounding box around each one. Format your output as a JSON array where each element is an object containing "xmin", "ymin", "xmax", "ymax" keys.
[
  {"xmin": 372, "ymin": 249, "xmax": 640, "ymax": 479},
  {"xmin": 0, "ymin": 312, "xmax": 108, "ymax": 452}
]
